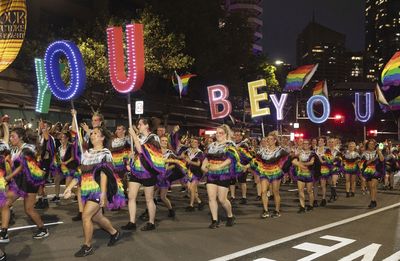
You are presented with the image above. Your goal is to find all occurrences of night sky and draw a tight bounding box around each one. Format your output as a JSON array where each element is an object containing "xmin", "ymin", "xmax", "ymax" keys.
[{"xmin": 262, "ymin": 0, "xmax": 366, "ymax": 65}]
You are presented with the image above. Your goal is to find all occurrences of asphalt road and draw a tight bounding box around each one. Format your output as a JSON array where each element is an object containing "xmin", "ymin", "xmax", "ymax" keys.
[{"xmin": 2, "ymin": 182, "xmax": 400, "ymax": 261}]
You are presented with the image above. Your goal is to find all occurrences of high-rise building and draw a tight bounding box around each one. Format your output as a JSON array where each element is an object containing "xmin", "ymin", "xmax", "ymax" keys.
[
  {"xmin": 365, "ymin": 0, "xmax": 400, "ymax": 82},
  {"xmin": 296, "ymin": 21, "xmax": 346, "ymax": 86},
  {"xmin": 345, "ymin": 51, "xmax": 364, "ymax": 82},
  {"xmin": 223, "ymin": 0, "xmax": 263, "ymax": 53}
]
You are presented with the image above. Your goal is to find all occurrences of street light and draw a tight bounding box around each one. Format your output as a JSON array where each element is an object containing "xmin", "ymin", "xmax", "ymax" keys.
[{"xmin": 275, "ymin": 60, "xmax": 284, "ymax": 65}]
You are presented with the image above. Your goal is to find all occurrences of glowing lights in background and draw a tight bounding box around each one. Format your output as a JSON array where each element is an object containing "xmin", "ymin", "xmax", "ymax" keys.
[
  {"xmin": 207, "ymin": 85, "xmax": 232, "ymax": 120},
  {"xmin": 270, "ymin": 94, "xmax": 288, "ymax": 121},
  {"xmin": 44, "ymin": 41, "xmax": 86, "ymax": 100},
  {"xmin": 306, "ymin": 95, "xmax": 330, "ymax": 124},
  {"xmin": 35, "ymin": 58, "xmax": 52, "ymax": 113},
  {"xmin": 107, "ymin": 24, "xmax": 145, "ymax": 93},
  {"xmin": 247, "ymin": 79, "xmax": 270, "ymax": 118},
  {"xmin": 354, "ymin": 92, "xmax": 374, "ymax": 123}
]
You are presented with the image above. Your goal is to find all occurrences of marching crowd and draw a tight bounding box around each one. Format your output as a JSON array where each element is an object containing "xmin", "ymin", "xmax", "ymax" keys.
[{"xmin": 0, "ymin": 110, "xmax": 397, "ymax": 258}]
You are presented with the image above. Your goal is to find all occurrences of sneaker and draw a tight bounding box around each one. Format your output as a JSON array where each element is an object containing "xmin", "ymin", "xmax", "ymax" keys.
[
  {"xmin": 260, "ymin": 210, "xmax": 270, "ymax": 219},
  {"xmin": 226, "ymin": 216, "xmax": 235, "ymax": 227},
  {"xmin": 297, "ymin": 207, "xmax": 306, "ymax": 214},
  {"xmin": 350, "ymin": 192, "xmax": 355, "ymax": 197},
  {"xmin": 108, "ymin": 230, "xmax": 121, "ymax": 246},
  {"xmin": 270, "ymin": 210, "xmax": 281, "ymax": 218},
  {"xmin": 209, "ymin": 220, "xmax": 219, "ymax": 229},
  {"xmin": 255, "ymin": 195, "xmax": 261, "ymax": 201},
  {"xmin": 306, "ymin": 205, "xmax": 313, "ymax": 211},
  {"xmin": 121, "ymin": 222, "xmax": 136, "ymax": 231},
  {"xmin": 312, "ymin": 200, "xmax": 319, "ymax": 208},
  {"xmin": 140, "ymin": 222, "xmax": 155, "ymax": 231},
  {"xmin": 42, "ymin": 199, "xmax": 49, "ymax": 209},
  {"xmin": 72, "ymin": 212, "xmax": 82, "ymax": 222},
  {"xmin": 50, "ymin": 196, "xmax": 60, "ymax": 203},
  {"xmin": 168, "ymin": 209, "xmax": 175, "ymax": 218},
  {"xmin": 197, "ymin": 202, "xmax": 205, "ymax": 211},
  {"xmin": 139, "ymin": 210, "xmax": 149, "ymax": 221},
  {"xmin": 239, "ymin": 198, "xmax": 247, "ymax": 205},
  {"xmin": 34, "ymin": 198, "xmax": 43, "ymax": 209},
  {"xmin": 368, "ymin": 201, "xmax": 377, "ymax": 209},
  {"xmin": 74, "ymin": 245, "xmax": 94, "ymax": 257},
  {"xmin": 346, "ymin": 192, "xmax": 350, "ymax": 198},
  {"xmin": 0, "ymin": 231, "xmax": 9, "ymax": 243},
  {"xmin": 33, "ymin": 228, "xmax": 49, "ymax": 239},
  {"xmin": 0, "ymin": 252, "xmax": 6, "ymax": 261},
  {"xmin": 320, "ymin": 199, "xmax": 327, "ymax": 207},
  {"xmin": 72, "ymin": 195, "xmax": 78, "ymax": 202},
  {"xmin": 185, "ymin": 206, "xmax": 195, "ymax": 212},
  {"xmin": 180, "ymin": 187, "xmax": 186, "ymax": 193}
]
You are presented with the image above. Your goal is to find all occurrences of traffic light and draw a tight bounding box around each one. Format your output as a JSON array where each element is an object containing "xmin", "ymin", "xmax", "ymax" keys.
[
  {"xmin": 368, "ymin": 129, "xmax": 378, "ymax": 137},
  {"xmin": 294, "ymin": 132, "xmax": 304, "ymax": 138},
  {"xmin": 334, "ymin": 114, "xmax": 344, "ymax": 123}
]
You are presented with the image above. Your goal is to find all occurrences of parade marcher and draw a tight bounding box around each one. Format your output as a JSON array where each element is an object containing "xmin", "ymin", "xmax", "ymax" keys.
[
  {"xmin": 384, "ymin": 144, "xmax": 398, "ymax": 190},
  {"xmin": 201, "ymin": 124, "xmax": 236, "ymax": 228},
  {"xmin": 0, "ymin": 127, "xmax": 49, "ymax": 242},
  {"xmin": 110, "ymin": 125, "xmax": 131, "ymax": 200},
  {"xmin": 158, "ymin": 135, "xmax": 188, "ymax": 218},
  {"xmin": 121, "ymin": 119, "xmax": 165, "ymax": 231},
  {"xmin": 315, "ymin": 137, "xmax": 330, "ymax": 206},
  {"xmin": 291, "ymin": 139, "xmax": 318, "ymax": 213},
  {"xmin": 361, "ymin": 140, "xmax": 385, "ymax": 208},
  {"xmin": 52, "ymin": 130, "xmax": 80, "ymax": 203},
  {"xmin": 35, "ymin": 120, "xmax": 56, "ymax": 209},
  {"xmin": 231, "ymin": 130, "xmax": 253, "ymax": 204},
  {"xmin": 327, "ymin": 138, "xmax": 342, "ymax": 202},
  {"xmin": 63, "ymin": 110, "xmax": 125, "ymax": 257},
  {"xmin": 182, "ymin": 138, "xmax": 205, "ymax": 211},
  {"xmin": 342, "ymin": 141, "xmax": 360, "ymax": 197},
  {"xmin": 250, "ymin": 133, "xmax": 288, "ymax": 218}
]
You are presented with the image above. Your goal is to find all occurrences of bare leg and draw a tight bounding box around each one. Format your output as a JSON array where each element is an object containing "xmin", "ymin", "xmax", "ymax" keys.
[
  {"xmin": 206, "ymin": 184, "xmax": 218, "ymax": 221},
  {"xmin": 297, "ymin": 181, "xmax": 305, "ymax": 208},
  {"xmin": 217, "ymin": 186, "xmax": 232, "ymax": 217},
  {"xmin": 127, "ymin": 182, "xmax": 140, "ymax": 223},
  {"xmin": 144, "ymin": 186, "xmax": 156, "ymax": 224},
  {"xmin": 24, "ymin": 194, "xmax": 44, "ymax": 227}
]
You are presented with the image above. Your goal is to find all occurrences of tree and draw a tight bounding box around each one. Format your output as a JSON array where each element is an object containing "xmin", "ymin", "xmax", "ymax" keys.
[{"xmin": 262, "ymin": 63, "xmax": 281, "ymax": 92}]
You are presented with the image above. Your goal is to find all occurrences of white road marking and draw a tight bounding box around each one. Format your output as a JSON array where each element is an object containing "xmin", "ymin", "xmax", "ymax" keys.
[
  {"xmin": 209, "ymin": 202, "xmax": 400, "ymax": 261},
  {"xmin": 9, "ymin": 222, "xmax": 64, "ymax": 232}
]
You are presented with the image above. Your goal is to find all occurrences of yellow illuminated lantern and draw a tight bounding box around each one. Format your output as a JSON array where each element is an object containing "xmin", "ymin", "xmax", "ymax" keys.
[{"xmin": 0, "ymin": 0, "xmax": 27, "ymax": 72}]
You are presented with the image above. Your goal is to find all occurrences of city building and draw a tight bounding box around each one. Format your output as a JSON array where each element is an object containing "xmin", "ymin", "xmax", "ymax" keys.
[
  {"xmin": 345, "ymin": 51, "xmax": 364, "ymax": 82},
  {"xmin": 296, "ymin": 20, "xmax": 346, "ymax": 87},
  {"xmin": 365, "ymin": 0, "xmax": 400, "ymax": 82},
  {"xmin": 223, "ymin": 0, "xmax": 263, "ymax": 54}
]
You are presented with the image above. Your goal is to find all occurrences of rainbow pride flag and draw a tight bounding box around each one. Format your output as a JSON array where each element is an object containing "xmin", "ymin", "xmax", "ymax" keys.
[
  {"xmin": 312, "ymin": 80, "xmax": 328, "ymax": 97},
  {"xmin": 284, "ymin": 64, "xmax": 318, "ymax": 91},
  {"xmin": 375, "ymin": 84, "xmax": 390, "ymax": 112},
  {"xmin": 381, "ymin": 51, "xmax": 400, "ymax": 88},
  {"xmin": 172, "ymin": 71, "xmax": 196, "ymax": 98}
]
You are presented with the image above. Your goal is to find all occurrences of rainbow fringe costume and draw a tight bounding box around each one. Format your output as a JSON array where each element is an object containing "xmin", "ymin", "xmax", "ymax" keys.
[
  {"xmin": 80, "ymin": 161, "xmax": 125, "ymax": 210},
  {"xmin": 130, "ymin": 143, "xmax": 165, "ymax": 180},
  {"xmin": 0, "ymin": 156, "xmax": 8, "ymax": 207},
  {"xmin": 342, "ymin": 158, "xmax": 359, "ymax": 175},
  {"xmin": 111, "ymin": 146, "xmax": 130, "ymax": 174},
  {"xmin": 205, "ymin": 143, "xmax": 239, "ymax": 182},
  {"xmin": 250, "ymin": 148, "xmax": 288, "ymax": 182}
]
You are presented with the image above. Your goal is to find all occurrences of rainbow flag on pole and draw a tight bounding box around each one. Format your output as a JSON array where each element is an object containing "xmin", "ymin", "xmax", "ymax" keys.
[
  {"xmin": 381, "ymin": 51, "xmax": 400, "ymax": 88},
  {"xmin": 312, "ymin": 80, "xmax": 328, "ymax": 97},
  {"xmin": 284, "ymin": 64, "xmax": 318, "ymax": 91},
  {"xmin": 375, "ymin": 84, "xmax": 390, "ymax": 112},
  {"xmin": 172, "ymin": 71, "xmax": 196, "ymax": 98}
]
